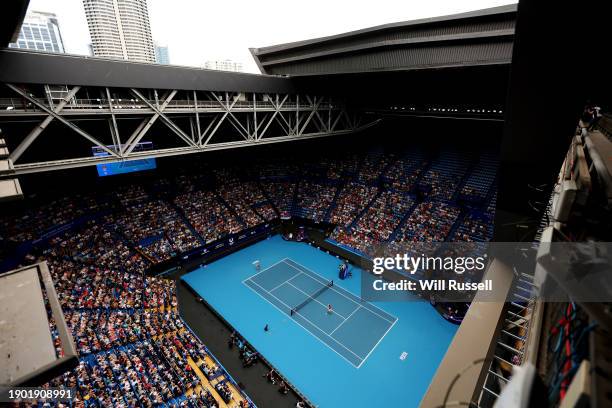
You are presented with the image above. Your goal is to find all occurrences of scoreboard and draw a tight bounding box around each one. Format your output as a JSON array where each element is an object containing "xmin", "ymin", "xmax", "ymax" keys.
[{"xmin": 92, "ymin": 142, "xmax": 157, "ymax": 177}]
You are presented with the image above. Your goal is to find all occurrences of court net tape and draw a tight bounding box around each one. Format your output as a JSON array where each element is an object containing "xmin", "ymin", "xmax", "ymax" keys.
[{"xmin": 290, "ymin": 280, "xmax": 333, "ymax": 316}]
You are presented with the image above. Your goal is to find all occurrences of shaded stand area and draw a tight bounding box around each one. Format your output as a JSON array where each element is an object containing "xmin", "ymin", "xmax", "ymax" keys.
[{"xmin": 176, "ymin": 279, "xmax": 304, "ymax": 408}]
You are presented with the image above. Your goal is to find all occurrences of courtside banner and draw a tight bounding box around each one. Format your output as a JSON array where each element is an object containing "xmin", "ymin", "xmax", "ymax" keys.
[{"xmin": 358, "ymin": 242, "xmax": 612, "ymax": 302}]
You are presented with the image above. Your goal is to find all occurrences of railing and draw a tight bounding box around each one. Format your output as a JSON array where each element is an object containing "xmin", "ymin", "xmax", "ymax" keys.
[
  {"xmin": 477, "ymin": 275, "xmax": 539, "ymax": 407},
  {"xmin": 476, "ymin": 162, "xmax": 553, "ymax": 407},
  {"xmin": 0, "ymin": 97, "xmax": 331, "ymax": 112}
]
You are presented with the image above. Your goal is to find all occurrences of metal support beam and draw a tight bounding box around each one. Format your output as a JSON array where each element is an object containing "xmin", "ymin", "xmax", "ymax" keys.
[
  {"xmin": 299, "ymin": 96, "xmax": 323, "ymax": 135},
  {"xmin": 0, "ymin": 84, "xmax": 372, "ymax": 174},
  {"xmin": 129, "ymin": 89, "xmax": 196, "ymax": 154},
  {"xmin": 209, "ymin": 92, "xmax": 251, "ymax": 139},
  {"xmin": 105, "ymin": 87, "xmax": 121, "ymax": 149},
  {"xmin": 193, "ymin": 90, "xmax": 201, "ymax": 142},
  {"xmin": 8, "ymin": 85, "xmax": 81, "ymax": 162},
  {"xmin": 6, "ymin": 84, "xmax": 118, "ymax": 159},
  {"xmin": 259, "ymin": 94, "xmax": 289, "ymax": 140}
]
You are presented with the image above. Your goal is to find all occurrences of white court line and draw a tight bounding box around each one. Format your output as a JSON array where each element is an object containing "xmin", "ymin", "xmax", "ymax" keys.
[
  {"xmin": 252, "ymin": 261, "xmax": 351, "ymax": 320},
  {"xmin": 283, "ymin": 259, "xmax": 397, "ymax": 325},
  {"xmin": 355, "ymin": 316, "xmax": 399, "ymax": 369},
  {"xmin": 242, "ymin": 257, "xmax": 291, "ymax": 283},
  {"xmin": 285, "ymin": 259, "xmax": 396, "ymax": 323},
  {"xmin": 284, "ymin": 281, "xmax": 349, "ymax": 320},
  {"xmin": 244, "ymin": 257, "xmax": 398, "ymax": 368},
  {"xmin": 268, "ymin": 271, "xmax": 303, "ymax": 293},
  {"xmin": 244, "ymin": 278, "xmax": 364, "ymax": 368},
  {"xmin": 330, "ymin": 305, "xmax": 362, "ymax": 336}
]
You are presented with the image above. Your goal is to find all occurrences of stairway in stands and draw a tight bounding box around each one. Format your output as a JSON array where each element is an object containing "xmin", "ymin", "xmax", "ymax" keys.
[
  {"xmin": 386, "ymin": 199, "xmax": 419, "ymax": 243},
  {"xmin": 256, "ymin": 181, "xmax": 282, "ymax": 216},
  {"xmin": 446, "ymin": 210, "xmax": 468, "ymax": 241},
  {"xmin": 323, "ymin": 180, "xmax": 347, "ymax": 223},
  {"xmin": 167, "ymin": 199, "xmax": 207, "ymax": 245},
  {"xmin": 347, "ymin": 189, "xmax": 384, "ymax": 231},
  {"xmin": 216, "ymin": 194, "xmax": 247, "ymax": 228}
]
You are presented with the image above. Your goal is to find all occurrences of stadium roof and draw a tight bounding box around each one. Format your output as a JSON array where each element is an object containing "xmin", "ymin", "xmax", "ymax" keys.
[
  {"xmin": 250, "ymin": 4, "xmax": 517, "ymax": 76},
  {"xmin": 0, "ymin": 49, "xmax": 295, "ymax": 94}
]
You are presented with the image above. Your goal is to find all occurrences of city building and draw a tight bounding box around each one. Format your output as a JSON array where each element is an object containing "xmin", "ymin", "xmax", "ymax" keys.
[
  {"xmin": 9, "ymin": 10, "xmax": 65, "ymax": 53},
  {"xmin": 204, "ymin": 59, "xmax": 244, "ymax": 72},
  {"xmin": 83, "ymin": 0, "xmax": 155, "ymax": 63},
  {"xmin": 154, "ymin": 44, "xmax": 169, "ymax": 64}
]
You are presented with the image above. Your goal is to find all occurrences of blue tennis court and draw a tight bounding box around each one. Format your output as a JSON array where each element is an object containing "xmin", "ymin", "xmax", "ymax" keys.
[
  {"xmin": 244, "ymin": 258, "xmax": 397, "ymax": 367},
  {"xmin": 182, "ymin": 235, "xmax": 457, "ymax": 407}
]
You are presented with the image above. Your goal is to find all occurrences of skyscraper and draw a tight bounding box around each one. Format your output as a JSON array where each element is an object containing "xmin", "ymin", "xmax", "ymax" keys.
[
  {"xmin": 9, "ymin": 11, "xmax": 65, "ymax": 53},
  {"xmin": 83, "ymin": 0, "xmax": 155, "ymax": 63},
  {"xmin": 154, "ymin": 44, "xmax": 169, "ymax": 64}
]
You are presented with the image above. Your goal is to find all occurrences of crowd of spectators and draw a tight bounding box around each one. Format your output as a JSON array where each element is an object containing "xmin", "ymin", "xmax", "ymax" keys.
[
  {"xmin": 7, "ymin": 211, "xmax": 251, "ymax": 407},
  {"xmin": 0, "ymin": 149, "xmax": 497, "ymax": 270},
  {"xmin": 175, "ymin": 189, "xmax": 242, "ymax": 243},
  {"xmin": 0, "ymin": 146, "xmax": 503, "ymax": 407},
  {"xmin": 332, "ymin": 191, "xmax": 414, "ymax": 256},
  {"xmin": 294, "ymin": 181, "xmax": 337, "ymax": 223},
  {"xmin": 487, "ymin": 190, "xmax": 497, "ymax": 214},
  {"xmin": 114, "ymin": 199, "xmax": 200, "ymax": 261},
  {"xmin": 42, "ymin": 292, "xmax": 65, "ymax": 359},
  {"xmin": 116, "ymin": 185, "xmax": 150, "ymax": 206},
  {"xmin": 452, "ymin": 212, "xmax": 494, "ymax": 242},
  {"xmin": 383, "ymin": 151, "xmax": 427, "ymax": 192},
  {"xmin": 254, "ymin": 202, "xmax": 279, "ymax": 221},
  {"xmin": 0, "ymin": 192, "xmax": 111, "ymax": 244},
  {"xmin": 418, "ymin": 151, "xmax": 470, "ymax": 200},
  {"xmin": 218, "ymin": 181, "xmax": 272, "ymax": 227},
  {"xmin": 324, "ymin": 154, "xmax": 361, "ymax": 179},
  {"xmin": 257, "ymin": 162, "xmax": 299, "ymax": 179},
  {"xmin": 393, "ymin": 201, "xmax": 461, "ymax": 244},
  {"xmin": 260, "ymin": 180, "xmax": 296, "ymax": 218},
  {"xmin": 68, "ymin": 331, "xmax": 213, "ymax": 407},
  {"xmin": 358, "ymin": 151, "xmax": 393, "ymax": 183},
  {"xmin": 329, "ymin": 182, "xmax": 378, "ymax": 227}
]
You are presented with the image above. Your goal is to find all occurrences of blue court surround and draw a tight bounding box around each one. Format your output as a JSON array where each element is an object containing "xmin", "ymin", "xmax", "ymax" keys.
[{"xmin": 183, "ymin": 235, "xmax": 457, "ymax": 407}]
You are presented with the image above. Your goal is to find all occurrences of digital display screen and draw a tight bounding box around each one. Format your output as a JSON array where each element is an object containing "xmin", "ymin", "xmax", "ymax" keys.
[{"xmin": 93, "ymin": 142, "xmax": 157, "ymax": 177}]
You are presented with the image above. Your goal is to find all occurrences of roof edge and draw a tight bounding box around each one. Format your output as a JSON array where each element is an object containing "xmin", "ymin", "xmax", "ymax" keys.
[{"xmin": 252, "ymin": 4, "xmax": 517, "ymax": 56}]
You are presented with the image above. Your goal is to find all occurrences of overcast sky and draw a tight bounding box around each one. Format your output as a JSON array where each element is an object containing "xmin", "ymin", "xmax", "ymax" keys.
[{"xmin": 27, "ymin": 0, "xmax": 516, "ymax": 73}]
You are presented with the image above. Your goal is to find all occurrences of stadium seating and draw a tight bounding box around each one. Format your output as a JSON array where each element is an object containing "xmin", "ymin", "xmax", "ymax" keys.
[
  {"xmin": 175, "ymin": 189, "xmax": 242, "ymax": 243},
  {"xmin": 452, "ymin": 212, "xmax": 494, "ymax": 242},
  {"xmin": 329, "ymin": 182, "xmax": 378, "ymax": 227},
  {"xmin": 0, "ymin": 149, "xmax": 499, "ymax": 264},
  {"xmin": 218, "ymin": 180, "xmax": 275, "ymax": 226},
  {"xmin": 323, "ymin": 153, "xmax": 362, "ymax": 180},
  {"xmin": 0, "ymin": 148, "xmax": 499, "ymax": 406},
  {"xmin": 294, "ymin": 181, "xmax": 338, "ymax": 223},
  {"xmin": 357, "ymin": 150, "xmax": 393, "ymax": 183},
  {"xmin": 459, "ymin": 152, "xmax": 498, "ymax": 202},
  {"xmin": 383, "ymin": 149, "xmax": 427, "ymax": 192},
  {"xmin": 16, "ymin": 217, "xmax": 251, "ymax": 407},
  {"xmin": 331, "ymin": 190, "xmax": 415, "ymax": 256},
  {"xmin": 418, "ymin": 150, "xmax": 471, "ymax": 200},
  {"xmin": 260, "ymin": 180, "xmax": 296, "ymax": 218},
  {"xmin": 393, "ymin": 201, "xmax": 461, "ymax": 243}
]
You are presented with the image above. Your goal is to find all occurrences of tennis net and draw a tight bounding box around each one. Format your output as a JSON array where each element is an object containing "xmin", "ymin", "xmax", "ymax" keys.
[{"xmin": 290, "ymin": 280, "xmax": 334, "ymax": 316}]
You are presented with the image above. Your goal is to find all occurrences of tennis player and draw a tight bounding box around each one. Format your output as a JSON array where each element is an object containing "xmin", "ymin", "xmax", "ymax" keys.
[{"xmin": 327, "ymin": 304, "xmax": 333, "ymax": 314}]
